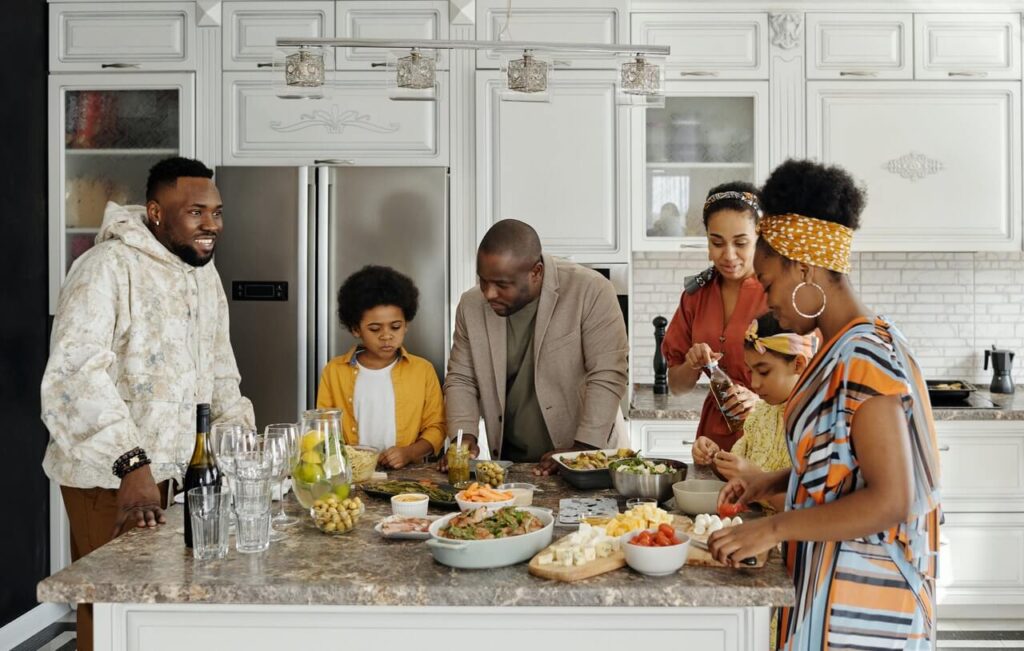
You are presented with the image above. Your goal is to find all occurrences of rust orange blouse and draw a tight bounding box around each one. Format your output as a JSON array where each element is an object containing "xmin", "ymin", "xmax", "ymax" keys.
[{"xmin": 661, "ymin": 271, "xmax": 767, "ymax": 451}]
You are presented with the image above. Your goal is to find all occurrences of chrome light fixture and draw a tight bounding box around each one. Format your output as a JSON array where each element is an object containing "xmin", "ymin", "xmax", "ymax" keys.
[
  {"xmin": 396, "ymin": 48, "xmax": 436, "ymax": 90},
  {"xmin": 285, "ymin": 46, "xmax": 325, "ymax": 88},
  {"xmin": 507, "ymin": 50, "xmax": 548, "ymax": 94},
  {"xmin": 620, "ymin": 54, "xmax": 662, "ymax": 96}
]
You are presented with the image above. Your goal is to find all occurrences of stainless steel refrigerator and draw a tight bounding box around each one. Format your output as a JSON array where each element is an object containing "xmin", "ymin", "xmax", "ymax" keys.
[{"xmin": 213, "ymin": 166, "xmax": 449, "ymax": 427}]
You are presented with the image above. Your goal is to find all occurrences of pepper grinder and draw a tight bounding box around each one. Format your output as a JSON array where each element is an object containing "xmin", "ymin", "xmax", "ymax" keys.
[{"xmin": 653, "ymin": 316, "xmax": 668, "ymax": 394}]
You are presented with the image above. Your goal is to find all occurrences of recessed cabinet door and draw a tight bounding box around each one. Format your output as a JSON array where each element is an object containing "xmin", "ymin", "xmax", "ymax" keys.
[
  {"xmin": 475, "ymin": 0, "xmax": 627, "ymax": 69},
  {"xmin": 916, "ymin": 14, "xmax": 1021, "ymax": 80},
  {"xmin": 630, "ymin": 421, "xmax": 698, "ymax": 464},
  {"xmin": 337, "ymin": 1, "xmax": 448, "ymax": 70},
  {"xmin": 476, "ymin": 71, "xmax": 627, "ymax": 263},
  {"xmin": 223, "ymin": 2, "xmax": 334, "ymax": 71},
  {"xmin": 940, "ymin": 512, "xmax": 1024, "ymax": 607},
  {"xmin": 806, "ymin": 13, "xmax": 912, "ymax": 80},
  {"xmin": 935, "ymin": 421, "xmax": 1024, "ymax": 512},
  {"xmin": 807, "ymin": 81, "xmax": 1021, "ymax": 251},
  {"xmin": 223, "ymin": 71, "xmax": 448, "ymax": 165},
  {"xmin": 632, "ymin": 13, "xmax": 768, "ymax": 80},
  {"xmin": 50, "ymin": 2, "xmax": 195, "ymax": 71}
]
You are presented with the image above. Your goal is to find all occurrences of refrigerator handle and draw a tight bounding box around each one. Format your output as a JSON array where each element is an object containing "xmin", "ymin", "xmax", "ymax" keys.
[
  {"xmin": 297, "ymin": 167, "xmax": 311, "ymax": 413},
  {"xmin": 316, "ymin": 167, "xmax": 331, "ymax": 378}
]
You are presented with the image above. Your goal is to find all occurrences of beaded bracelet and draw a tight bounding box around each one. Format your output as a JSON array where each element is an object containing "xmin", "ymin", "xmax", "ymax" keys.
[{"xmin": 112, "ymin": 446, "xmax": 151, "ymax": 479}]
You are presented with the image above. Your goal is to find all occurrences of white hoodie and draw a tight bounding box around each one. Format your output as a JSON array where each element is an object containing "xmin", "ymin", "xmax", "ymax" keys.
[{"xmin": 42, "ymin": 202, "xmax": 255, "ymax": 489}]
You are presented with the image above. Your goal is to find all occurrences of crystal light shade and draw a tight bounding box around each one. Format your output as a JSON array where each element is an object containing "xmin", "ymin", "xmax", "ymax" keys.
[
  {"xmin": 285, "ymin": 46, "xmax": 325, "ymax": 87},
  {"xmin": 620, "ymin": 55, "xmax": 662, "ymax": 96},
  {"xmin": 507, "ymin": 51, "xmax": 548, "ymax": 93},
  {"xmin": 396, "ymin": 49, "xmax": 436, "ymax": 89}
]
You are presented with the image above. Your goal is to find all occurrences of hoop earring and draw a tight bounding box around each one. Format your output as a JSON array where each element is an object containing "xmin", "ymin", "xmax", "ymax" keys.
[{"xmin": 791, "ymin": 281, "xmax": 826, "ymax": 319}]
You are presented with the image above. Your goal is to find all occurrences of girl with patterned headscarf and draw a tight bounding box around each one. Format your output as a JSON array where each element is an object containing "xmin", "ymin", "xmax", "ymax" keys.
[{"xmin": 707, "ymin": 160, "xmax": 942, "ymax": 651}]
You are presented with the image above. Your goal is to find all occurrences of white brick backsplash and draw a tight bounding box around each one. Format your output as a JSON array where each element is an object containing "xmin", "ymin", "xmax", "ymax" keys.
[{"xmin": 632, "ymin": 251, "xmax": 1022, "ymax": 386}]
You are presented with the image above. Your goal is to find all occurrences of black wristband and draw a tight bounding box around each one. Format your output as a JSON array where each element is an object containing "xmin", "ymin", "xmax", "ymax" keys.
[{"xmin": 112, "ymin": 446, "xmax": 151, "ymax": 479}]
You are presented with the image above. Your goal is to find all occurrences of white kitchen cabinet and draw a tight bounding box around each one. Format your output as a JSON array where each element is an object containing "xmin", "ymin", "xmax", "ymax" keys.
[
  {"xmin": 807, "ymin": 81, "xmax": 1020, "ymax": 251},
  {"xmin": 629, "ymin": 420, "xmax": 698, "ymax": 464},
  {"xmin": 805, "ymin": 13, "xmax": 913, "ymax": 80},
  {"xmin": 223, "ymin": 2, "xmax": 334, "ymax": 71},
  {"xmin": 222, "ymin": 71, "xmax": 448, "ymax": 166},
  {"xmin": 476, "ymin": 70, "xmax": 627, "ymax": 263},
  {"xmin": 939, "ymin": 512, "xmax": 1024, "ymax": 607},
  {"xmin": 936, "ymin": 421, "xmax": 1024, "ymax": 512},
  {"xmin": 336, "ymin": 1, "xmax": 448, "ymax": 71},
  {"xmin": 631, "ymin": 13, "xmax": 768, "ymax": 80},
  {"xmin": 475, "ymin": 0, "xmax": 627, "ymax": 69},
  {"xmin": 915, "ymin": 14, "xmax": 1021, "ymax": 80},
  {"xmin": 50, "ymin": 2, "xmax": 196, "ymax": 72},
  {"xmin": 48, "ymin": 72, "xmax": 195, "ymax": 312},
  {"xmin": 631, "ymin": 81, "xmax": 769, "ymax": 252}
]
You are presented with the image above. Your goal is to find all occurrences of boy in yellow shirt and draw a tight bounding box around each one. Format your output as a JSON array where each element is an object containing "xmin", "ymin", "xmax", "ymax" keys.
[{"xmin": 317, "ymin": 265, "xmax": 445, "ymax": 469}]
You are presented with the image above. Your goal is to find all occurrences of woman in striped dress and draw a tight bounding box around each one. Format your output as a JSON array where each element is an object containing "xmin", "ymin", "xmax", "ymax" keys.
[{"xmin": 708, "ymin": 160, "xmax": 942, "ymax": 650}]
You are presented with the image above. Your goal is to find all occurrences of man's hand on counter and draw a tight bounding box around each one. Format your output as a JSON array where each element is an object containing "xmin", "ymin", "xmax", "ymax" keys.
[
  {"xmin": 533, "ymin": 442, "xmax": 598, "ymax": 476},
  {"xmin": 112, "ymin": 464, "xmax": 166, "ymax": 538},
  {"xmin": 436, "ymin": 434, "xmax": 480, "ymax": 472}
]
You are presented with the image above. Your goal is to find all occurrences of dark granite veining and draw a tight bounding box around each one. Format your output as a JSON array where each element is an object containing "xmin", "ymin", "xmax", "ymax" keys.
[
  {"xmin": 37, "ymin": 465, "xmax": 794, "ymax": 609},
  {"xmin": 630, "ymin": 384, "xmax": 1024, "ymax": 421}
]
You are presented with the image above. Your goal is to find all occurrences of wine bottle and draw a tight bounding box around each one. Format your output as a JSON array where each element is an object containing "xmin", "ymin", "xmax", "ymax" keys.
[
  {"xmin": 704, "ymin": 361, "xmax": 744, "ymax": 434},
  {"xmin": 183, "ymin": 403, "xmax": 221, "ymax": 548}
]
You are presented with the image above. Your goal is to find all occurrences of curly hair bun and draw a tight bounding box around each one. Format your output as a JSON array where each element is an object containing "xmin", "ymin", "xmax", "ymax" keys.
[{"xmin": 760, "ymin": 159, "xmax": 866, "ymax": 231}]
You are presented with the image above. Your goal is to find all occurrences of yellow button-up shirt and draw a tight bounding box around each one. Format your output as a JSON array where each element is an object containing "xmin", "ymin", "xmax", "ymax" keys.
[{"xmin": 316, "ymin": 346, "xmax": 446, "ymax": 455}]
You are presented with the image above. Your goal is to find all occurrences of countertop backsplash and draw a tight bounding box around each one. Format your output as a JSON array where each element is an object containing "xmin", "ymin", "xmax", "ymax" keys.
[{"xmin": 632, "ymin": 251, "xmax": 1024, "ymax": 387}]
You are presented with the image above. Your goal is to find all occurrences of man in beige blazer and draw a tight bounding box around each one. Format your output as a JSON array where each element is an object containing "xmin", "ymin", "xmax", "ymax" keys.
[{"xmin": 444, "ymin": 219, "xmax": 629, "ymax": 475}]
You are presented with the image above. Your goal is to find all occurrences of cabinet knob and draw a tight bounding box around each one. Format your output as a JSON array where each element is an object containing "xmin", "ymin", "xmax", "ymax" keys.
[
  {"xmin": 679, "ymin": 71, "xmax": 718, "ymax": 77},
  {"xmin": 948, "ymin": 71, "xmax": 988, "ymax": 78},
  {"xmin": 370, "ymin": 62, "xmax": 390, "ymax": 68},
  {"xmin": 938, "ymin": 445, "xmax": 950, "ymax": 452},
  {"xmin": 100, "ymin": 63, "xmax": 140, "ymax": 69},
  {"xmin": 256, "ymin": 62, "xmax": 279, "ymax": 69},
  {"xmin": 679, "ymin": 241, "xmax": 706, "ymax": 250},
  {"xmin": 313, "ymin": 159, "xmax": 355, "ymax": 166},
  {"xmin": 839, "ymin": 70, "xmax": 878, "ymax": 77}
]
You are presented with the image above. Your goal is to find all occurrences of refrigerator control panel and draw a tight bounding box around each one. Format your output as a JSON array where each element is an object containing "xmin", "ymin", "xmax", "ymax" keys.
[{"xmin": 232, "ymin": 281, "xmax": 288, "ymax": 301}]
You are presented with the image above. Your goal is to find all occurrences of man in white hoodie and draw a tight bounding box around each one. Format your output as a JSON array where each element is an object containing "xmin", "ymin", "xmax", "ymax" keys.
[{"xmin": 41, "ymin": 157, "xmax": 254, "ymax": 650}]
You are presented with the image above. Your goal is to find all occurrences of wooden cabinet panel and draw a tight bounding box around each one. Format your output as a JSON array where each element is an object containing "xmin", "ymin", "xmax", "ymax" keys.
[
  {"xmin": 807, "ymin": 81, "xmax": 1020, "ymax": 251},
  {"xmin": 916, "ymin": 14, "xmax": 1021, "ymax": 80},
  {"xmin": 630, "ymin": 421, "xmax": 698, "ymax": 464},
  {"xmin": 806, "ymin": 13, "xmax": 912, "ymax": 79},
  {"xmin": 632, "ymin": 13, "xmax": 768, "ymax": 80},
  {"xmin": 337, "ymin": 1, "xmax": 448, "ymax": 70},
  {"xmin": 50, "ymin": 2, "xmax": 195, "ymax": 71},
  {"xmin": 935, "ymin": 421, "xmax": 1024, "ymax": 512},
  {"xmin": 940, "ymin": 512, "xmax": 1024, "ymax": 606},
  {"xmin": 223, "ymin": 2, "xmax": 334, "ymax": 71}
]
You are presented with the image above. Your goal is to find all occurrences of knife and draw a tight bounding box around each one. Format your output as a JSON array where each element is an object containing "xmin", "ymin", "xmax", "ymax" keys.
[{"xmin": 690, "ymin": 538, "xmax": 757, "ymax": 566}]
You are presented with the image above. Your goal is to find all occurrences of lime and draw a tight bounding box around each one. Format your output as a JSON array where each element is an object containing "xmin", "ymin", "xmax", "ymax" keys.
[
  {"xmin": 301, "ymin": 450, "xmax": 323, "ymax": 465},
  {"xmin": 323, "ymin": 455, "xmax": 345, "ymax": 476},
  {"xmin": 301, "ymin": 431, "xmax": 324, "ymax": 453},
  {"xmin": 333, "ymin": 484, "xmax": 350, "ymax": 500},
  {"xmin": 294, "ymin": 462, "xmax": 325, "ymax": 484}
]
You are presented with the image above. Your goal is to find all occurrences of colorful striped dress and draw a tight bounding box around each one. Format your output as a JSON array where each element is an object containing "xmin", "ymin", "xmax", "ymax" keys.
[{"xmin": 778, "ymin": 317, "xmax": 942, "ymax": 651}]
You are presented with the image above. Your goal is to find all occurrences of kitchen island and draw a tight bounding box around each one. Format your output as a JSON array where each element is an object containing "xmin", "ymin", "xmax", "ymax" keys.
[{"xmin": 38, "ymin": 464, "xmax": 793, "ymax": 651}]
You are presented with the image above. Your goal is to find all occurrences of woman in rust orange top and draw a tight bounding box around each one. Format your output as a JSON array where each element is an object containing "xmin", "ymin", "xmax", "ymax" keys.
[{"xmin": 661, "ymin": 182, "xmax": 768, "ymax": 453}]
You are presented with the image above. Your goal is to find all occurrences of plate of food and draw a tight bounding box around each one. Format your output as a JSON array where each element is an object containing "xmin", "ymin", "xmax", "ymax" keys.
[
  {"xmin": 425, "ymin": 506, "xmax": 554, "ymax": 569},
  {"xmin": 374, "ymin": 514, "xmax": 441, "ymax": 540},
  {"xmin": 550, "ymin": 448, "xmax": 637, "ymax": 489},
  {"xmin": 926, "ymin": 379, "xmax": 975, "ymax": 403},
  {"xmin": 360, "ymin": 479, "xmax": 459, "ymax": 509}
]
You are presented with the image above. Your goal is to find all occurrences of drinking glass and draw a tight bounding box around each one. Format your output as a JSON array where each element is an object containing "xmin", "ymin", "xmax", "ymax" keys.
[
  {"xmin": 210, "ymin": 423, "xmax": 254, "ymax": 530},
  {"xmin": 258, "ymin": 429, "xmax": 289, "ymax": 541},
  {"xmin": 233, "ymin": 450, "xmax": 273, "ymax": 553},
  {"xmin": 187, "ymin": 485, "xmax": 231, "ymax": 560},
  {"xmin": 264, "ymin": 424, "xmax": 300, "ymax": 531}
]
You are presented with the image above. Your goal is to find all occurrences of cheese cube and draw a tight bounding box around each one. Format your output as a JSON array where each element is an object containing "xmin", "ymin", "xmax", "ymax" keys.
[
  {"xmin": 537, "ymin": 552, "xmax": 554, "ymax": 565},
  {"xmin": 584, "ymin": 546, "xmax": 597, "ymax": 562}
]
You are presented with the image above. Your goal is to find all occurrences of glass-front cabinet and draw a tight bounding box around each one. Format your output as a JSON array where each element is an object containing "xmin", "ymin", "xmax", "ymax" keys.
[
  {"xmin": 631, "ymin": 81, "xmax": 769, "ymax": 251},
  {"xmin": 49, "ymin": 73, "xmax": 194, "ymax": 311}
]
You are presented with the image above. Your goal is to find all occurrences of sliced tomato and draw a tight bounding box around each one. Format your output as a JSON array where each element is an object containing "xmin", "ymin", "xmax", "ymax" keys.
[{"xmin": 718, "ymin": 502, "xmax": 748, "ymax": 518}]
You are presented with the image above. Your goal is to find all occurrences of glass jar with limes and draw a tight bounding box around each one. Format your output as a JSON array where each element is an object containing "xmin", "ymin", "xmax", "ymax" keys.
[{"xmin": 292, "ymin": 408, "xmax": 352, "ymax": 509}]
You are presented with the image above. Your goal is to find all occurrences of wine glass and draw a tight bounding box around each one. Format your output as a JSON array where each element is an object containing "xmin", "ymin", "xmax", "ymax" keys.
[
  {"xmin": 211, "ymin": 423, "xmax": 252, "ymax": 530},
  {"xmin": 264, "ymin": 424, "xmax": 299, "ymax": 531},
  {"xmin": 173, "ymin": 432, "xmax": 195, "ymax": 486}
]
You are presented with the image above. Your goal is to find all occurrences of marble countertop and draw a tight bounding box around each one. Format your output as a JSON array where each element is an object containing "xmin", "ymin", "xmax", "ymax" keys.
[
  {"xmin": 630, "ymin": 384, "xmax": 1024, "ymax": 421},
  {"xmin": 37, "ymin": 465, "xmax": 794, "ymax": 609}
]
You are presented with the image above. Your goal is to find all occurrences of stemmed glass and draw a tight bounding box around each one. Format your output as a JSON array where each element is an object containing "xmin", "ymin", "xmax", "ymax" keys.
[
  {"xmin": 172, "ymin": 432, "xmax": 195, "ymax": 486},
  {"xmin": 210, "ymin": 423, "xmax": 255, "ymax": 530},
  {"xmin": 264, "ymin": 424, "xmax": 300, "ymax": 532}
]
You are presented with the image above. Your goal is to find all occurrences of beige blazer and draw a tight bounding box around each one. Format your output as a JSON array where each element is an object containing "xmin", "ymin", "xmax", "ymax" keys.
[{"xmin": 444, "ymin": 255, "xmax": 629, "ymax": 458}]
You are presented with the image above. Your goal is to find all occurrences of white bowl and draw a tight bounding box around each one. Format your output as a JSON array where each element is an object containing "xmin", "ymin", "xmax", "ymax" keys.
[
  {"xmin": 496, "ymin": 482, "xmax": 537, "ymax": 507},
  {"xmin": 621, "ymin": 528, "xmax": 691, "ymax": 576},
  {"xmin": 455, "ymin": 490, "xmax": 516, "ymax": 514},
  {"xmin": 672, "ymin": 479, "xmax": 726, "ymax": 516},
  {"xmin": 391, "ymin": 493, "xmax": 429, "ymax": 516}
]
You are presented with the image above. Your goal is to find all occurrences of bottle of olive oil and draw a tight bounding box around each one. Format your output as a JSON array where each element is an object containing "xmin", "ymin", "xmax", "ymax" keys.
[{"xmin": 183, "ymin": 403, "xmax": 221, "ymax": 548}]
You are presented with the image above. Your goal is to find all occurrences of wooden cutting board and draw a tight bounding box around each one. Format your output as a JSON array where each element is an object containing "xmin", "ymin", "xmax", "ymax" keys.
[{"xmin": 528, "ymin": 547, "xmax": 626, "ymax": 582}]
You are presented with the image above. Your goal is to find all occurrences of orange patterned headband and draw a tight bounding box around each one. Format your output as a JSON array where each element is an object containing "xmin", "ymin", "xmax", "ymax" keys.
[{"xmin": 757, "ymin": 213, "xmax": 853, "ymax": 274}]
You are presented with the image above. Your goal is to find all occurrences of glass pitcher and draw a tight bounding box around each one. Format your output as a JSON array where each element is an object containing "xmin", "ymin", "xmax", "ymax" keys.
[{"xmin": 292, "ymin": 408, "xmax": 351, "ymax": 509}]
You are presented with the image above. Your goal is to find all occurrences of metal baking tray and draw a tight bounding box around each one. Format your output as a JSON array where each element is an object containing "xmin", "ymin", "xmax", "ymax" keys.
[{"xmin": 926, "ymin": 379, "xmax": 976, "ymax": 403}]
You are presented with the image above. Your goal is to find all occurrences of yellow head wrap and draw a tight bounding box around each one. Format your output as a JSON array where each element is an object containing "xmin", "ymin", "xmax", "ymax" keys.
[
  {"xmin": 744, "ymin": 319, "xmax": 818, "ymax": 359},
  {"xmin": 757, "ymin": 213, "xmax": 853, "ymax": 274}
]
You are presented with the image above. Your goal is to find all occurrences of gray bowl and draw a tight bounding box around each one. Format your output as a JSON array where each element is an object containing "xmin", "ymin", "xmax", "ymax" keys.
[
  {"xmin": 672, "ymin": 479, "xmax": 727, "ymax": 515},
  {"xmin": 609, "ymin": 458, "xmax": 687, "ymax": 502}
]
